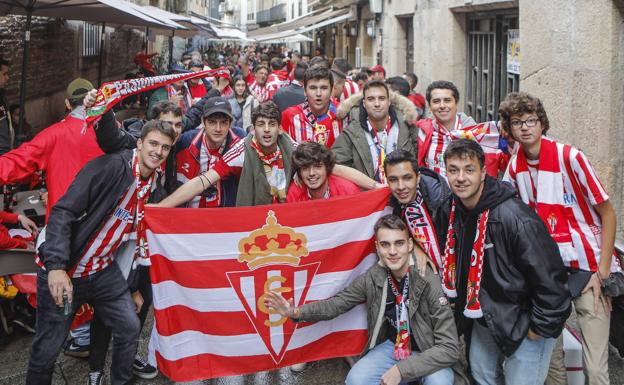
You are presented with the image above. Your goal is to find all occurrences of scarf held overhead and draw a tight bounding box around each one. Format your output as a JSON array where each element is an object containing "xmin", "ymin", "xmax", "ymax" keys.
[{"xmin": 85, "ymin": 67, "xmax": 231, "ymax": 126}]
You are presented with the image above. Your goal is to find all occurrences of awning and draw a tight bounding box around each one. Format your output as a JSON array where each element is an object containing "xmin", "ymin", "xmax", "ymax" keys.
[
  {"xmin": 211, "ymin": 26, "xmax": 251, "ymax": 41},
  {"xmin": 250, "ymin": 8, "xmax": 353, "ymax": 42},
  {"xmin": 131, "ymin": 5, "xmax": 215, "ymax": 37},
  {"xmin": 256, "ymin": 33, "xmax": 313, "ymax": 43},
  {"xmin": 248, "ymin": 7, "xmax": 351, "ymax": 38}
]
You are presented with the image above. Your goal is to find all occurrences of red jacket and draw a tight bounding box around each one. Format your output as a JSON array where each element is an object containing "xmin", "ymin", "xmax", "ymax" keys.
[
  {"xmin": 0, "ymin": 212, "xmax": 27, "ymax": 249},
  {"xmin": 286, "ymin": 175, "xmax": 360, "ymax": 202},
  {"xmin": 0, "ymin": 111, "xmax": 103, "ymax": 220}
]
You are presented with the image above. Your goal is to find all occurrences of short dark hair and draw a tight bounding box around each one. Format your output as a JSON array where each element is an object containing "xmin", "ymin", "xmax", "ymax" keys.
[
  {"xmin": 362, "ymin": 80, "xmax": 389, "ymax": 98},
  {"xmin": 251, "ymin": 101, "xmax": 280, "ymax": 125},
  {"xmin": 354, "ymin": 72, "xmax": 368, "ymax": 83},
  {"xmin": 293, "ymin": 62, "xmax": 309, "ymax": 82},
  {"xmin": 384, "ymin": 150, "xmax": 419, "ymax": 176},
  {"xmin": 385, "ymin": 76, "xmax": 410, "ymax": 97},
  {"xmin": 292, "ymin": 141, "xmax": 336, "ymax": 178},
  {"xmin": 253, "ymin": 64, "xmax": 269, "ymax": 74},
  {"xmin": 304, "ymin": 66, "xmax": 333, "ymax": 89},
  {"xmin": 374, "ymin": 214, "xmax": 409, "ymax": 237},
  {"xmin": 152, "ymin": 101, "xmax": 182, "ymax": 119},
  {"xmin": 189, "ymin": 61, "xmax": 203, "ymax": 69},
  {"xmin": 426, "ymin": 80, "xmax": 460, "ymax": 103},
  {"xmin": 498, "ymin": 91, "xmax": 550, "ymax": 138},
  {"xmin": 332, "ymin": 57, "xmax": 350, "ymax": 75},
  {"xmin": 181, "ymin": 54, "xmax": 192, "ymax": 62},
  {"xmin": 140, "ymin": 119, "xmax": 177, "ymax": 143},
  {"xmin": 404, "ymin": 73, "xmax": 418, "ymax": 89},
  {"xmin": 270, "ymin": 57, "xmax": 284, "ymax": 71},
  {"xmin": 443, "ymin": 138, "xmax": 485, "ymax": 169},
  {"xmin": 260, "ymin": 53, "xmax": 270, "ymax": 62},
  {"xmin": 0, "ymin": 58, "xmax": 10, "ymax": 68},
  {"xmin": 315, "ymin": 47, "xmax": 325, "ymax": 55},
  {"xmin": 309, "ymin": 56, "xmax": 329, "ymax": 69},
  {"xmin": 8, "ymin": 104, "xmax": 18, "ymax": 114}
]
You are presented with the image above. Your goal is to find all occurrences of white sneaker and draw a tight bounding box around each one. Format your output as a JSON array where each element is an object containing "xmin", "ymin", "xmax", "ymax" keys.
[{"xmin": 290, "ymin": 362, "xmax": 307, "ymax": 372}]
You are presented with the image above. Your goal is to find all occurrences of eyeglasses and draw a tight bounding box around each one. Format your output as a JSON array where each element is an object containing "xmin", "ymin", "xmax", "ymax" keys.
[{"xmin": 510, "ymin": 117, "xmax": 540, "ymax": 129}]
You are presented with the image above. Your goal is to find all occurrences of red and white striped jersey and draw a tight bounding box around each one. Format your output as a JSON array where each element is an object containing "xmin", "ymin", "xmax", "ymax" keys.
[
  {"xmin": 504, "ymin": 141, "xmax": 615, "ymax": 272},
  {"xmin": 69, "ymin": 180, "xmax": 140, "ymax": 278},
  {"xmin": 246, "ymin": 73, "xmax": 269, "ymax": 103},
  {"xmin": 341, "ymin": 79, "xmax": 360, "ymax": 102},
  {"xmin": 212, "ymin": 138, "xmax": 246, "ymax": 180},
  {"xmin": 281, "ymin": 100, "xmax": 342, "ymax": 148}
]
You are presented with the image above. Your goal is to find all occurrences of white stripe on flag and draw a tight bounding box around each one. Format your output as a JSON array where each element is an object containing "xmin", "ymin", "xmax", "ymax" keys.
[
  {"xmin": 152, "ymin": 253, "xmax": 377, "ymax": 312},
  {"xmin": 147, "ymin": 209, "xmax": 388, "ymax": 262},
  {"xmin": 154, "ymin": 304, "xmax": 367, "ymax": 361}
]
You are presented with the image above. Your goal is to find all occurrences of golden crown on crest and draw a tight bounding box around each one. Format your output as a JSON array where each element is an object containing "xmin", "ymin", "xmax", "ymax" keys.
[{"xmin": 237, "ymin": 211, "xmax": 309, "ymax": 270}]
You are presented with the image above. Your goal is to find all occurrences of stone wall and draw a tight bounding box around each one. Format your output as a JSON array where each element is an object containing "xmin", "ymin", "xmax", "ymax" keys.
[{"xmin": 0, "ymin": 16, "xmax": 145, "ymax": 132}]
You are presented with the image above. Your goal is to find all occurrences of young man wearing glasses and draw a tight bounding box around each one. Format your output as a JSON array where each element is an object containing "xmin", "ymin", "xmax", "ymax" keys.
[{"xmin": 501, "ymin": 92, "xmax": 618, "ymax": 385}]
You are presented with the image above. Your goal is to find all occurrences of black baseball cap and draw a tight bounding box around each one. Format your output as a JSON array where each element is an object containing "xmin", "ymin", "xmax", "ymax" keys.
[{"xmin": 202, "ymin": 96, "xmax": 233, "ymax": 119}]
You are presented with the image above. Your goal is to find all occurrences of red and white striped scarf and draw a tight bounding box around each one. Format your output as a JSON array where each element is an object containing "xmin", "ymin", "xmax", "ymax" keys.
[
  {"xmin": 514, "ymin": 137, "xmax": 575, "ymax": 260},
  {"xmin": 248, "ymin": 80, "xmax": 269, "ymax": 102},
  {"xmin": 443, "ymin": 201, "xmax": 489, "ymax": 318},
  {"xmin": 403, "ymin": 192, "xmax": 442, "ymax": 269},
  {"xmin": 251, "ymin": 138, "xmax": 286, "ymax": 203}
]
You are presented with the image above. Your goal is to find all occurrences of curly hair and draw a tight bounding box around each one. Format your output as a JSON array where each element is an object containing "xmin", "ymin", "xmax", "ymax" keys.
[
  {"xmin": 498, "ymin": 92, "xmax": 550, "ymax": 138},
  {"xmin": 291, "ymin": 142, "xmax": 336, "ymax": 178},
  {"xmin": 251, "ymin": 101, "xmax": 280, "ymax": 125}
]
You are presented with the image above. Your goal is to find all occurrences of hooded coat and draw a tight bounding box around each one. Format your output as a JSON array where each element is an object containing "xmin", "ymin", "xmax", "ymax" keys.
[{"xmin": 332, "ymin": 92, "xmax": 419, "ymax": 180}]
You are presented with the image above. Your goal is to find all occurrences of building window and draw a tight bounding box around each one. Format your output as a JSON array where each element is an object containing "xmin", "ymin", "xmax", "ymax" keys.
[
  {"xmin": 465, "ymin": 13, "xmax": 519, "ymax": 123},
  {"xmin": 82, "ymin": 22, "xmax": 101, "ymax": 57}
]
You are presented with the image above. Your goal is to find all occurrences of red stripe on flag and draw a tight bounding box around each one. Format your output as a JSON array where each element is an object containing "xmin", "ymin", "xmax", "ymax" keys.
[
  {"xmin": 155, "ymin": 329, "xmax": 368, "ymax": 381},
  {"xmin": 149, "ymin": 240, "xmax": 376, "ymax": 287},
  {"xmin": 145, "ymin": 188, "xmax": 390, "ymax": 234},
  {"xmin": 154, "ymin": 307, "xmax": 256, "ymax": 336}
]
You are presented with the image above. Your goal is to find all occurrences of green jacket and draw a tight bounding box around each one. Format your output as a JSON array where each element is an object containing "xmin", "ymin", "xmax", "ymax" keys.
[
  {"xmin": 236, "ymin": 134, "xmax": 294, "ymax": 206},
  {"xmin": 332, "ymin": 92, "xmax": 419, "ymax": 179},
  {"xmin": 298, "ymin": 263, "xmax": 468, "ymax": 384}
]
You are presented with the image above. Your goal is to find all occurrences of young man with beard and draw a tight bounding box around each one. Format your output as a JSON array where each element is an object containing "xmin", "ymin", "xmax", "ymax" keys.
[
  {"xmin": 265, "ymin": 215, "xmax": 464, "ymax": 385},
  {"xmin": 500, "ymin": 92, "xmax": 618, "ymax": 385},
  {"xmin": 156, "ymin": 102, "xmax": 380, "ymax": 208},
  {"xmin": 27, "ymin": 121, "xmax": 176, "ymax": 385},
  {"xmin": 442, "ymin": 139, "xmax": 571, "ymax": 385},
  {"xmin": 417, "ymin": 81, "xmax": 509, "ymax": 179},
  {"xmin": 286, "ymin": 141, "xmax": 360, "ymax": 202},
  {"xmin": 333, "ymin": 80, "xmax": 419, "ymax": 183},
  {"xmin": 281, "ymin": 67, "xmax": 342, "ymax": 148}
]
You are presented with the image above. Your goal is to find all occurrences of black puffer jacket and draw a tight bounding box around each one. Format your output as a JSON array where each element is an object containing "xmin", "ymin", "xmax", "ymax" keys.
[{"xmin": 451, "ymin": 177, "xmax": 571, "ymax": 356}]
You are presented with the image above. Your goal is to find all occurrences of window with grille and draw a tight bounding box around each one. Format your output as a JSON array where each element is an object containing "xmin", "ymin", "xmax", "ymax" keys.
[
  {"xmin": 465, "ymin": 12, "xmax": 519, "ymax": 123},
  {"xmin": 82, "ymin": 22, "xmax": 102, "ymax": 57}
]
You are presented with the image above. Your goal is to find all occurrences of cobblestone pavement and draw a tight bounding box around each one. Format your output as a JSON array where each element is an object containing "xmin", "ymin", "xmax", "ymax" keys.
[{"xmin": 0, "ymin": 315, "xmax": 622, "ymax": 385}]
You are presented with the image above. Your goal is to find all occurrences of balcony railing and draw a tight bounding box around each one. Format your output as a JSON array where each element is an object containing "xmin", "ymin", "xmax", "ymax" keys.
[{"xmin": 256, "ymin": 3, "xmax": 286, "ymax": 24}]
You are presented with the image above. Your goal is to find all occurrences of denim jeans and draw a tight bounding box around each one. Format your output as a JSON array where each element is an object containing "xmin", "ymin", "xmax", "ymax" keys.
[
  {"xmin": 346, "ymin": 340, "xmax": 454, "ymax": 385},
  {"xmin": 90, "ymin": 265, "xmax": 153, "ymax": 371},
  {"xmin": 469, "ymin": 321, "xmax": 556, "ymax": 385},
  {"xmin": 69, "ymin": 321, "xmax": 91, "ymax": 346},
  {"xmin": 26, "ymin": 262, "xmax": 140, "ymax": 385}
]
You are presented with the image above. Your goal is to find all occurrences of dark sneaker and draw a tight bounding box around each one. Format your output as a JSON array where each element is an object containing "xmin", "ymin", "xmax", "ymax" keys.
[
  {"xmin": 63, "ymin": 340, "xmax": 90, "ymax": 358},
  {"xmin": 87, "ymin": 371, "xmax": 102, "ymax": 385},
  {"xmin": 133, "ymin": 356, "xmax": 158, "ymax": 379}
]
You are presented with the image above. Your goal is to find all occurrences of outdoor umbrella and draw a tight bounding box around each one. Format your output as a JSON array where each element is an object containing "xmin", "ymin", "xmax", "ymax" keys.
[{"xmin": 0, "ymin": 0, "xmax": 177, "ymax": 136}]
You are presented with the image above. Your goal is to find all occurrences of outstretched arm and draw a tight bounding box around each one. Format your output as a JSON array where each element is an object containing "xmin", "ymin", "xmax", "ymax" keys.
[
  {"xmin": 333, "ymin": 164, "xmax": 382, "ymax": 190},
  {"xmin": 153, "ymin": 169, "xmax": 221, "ymax": 208}
]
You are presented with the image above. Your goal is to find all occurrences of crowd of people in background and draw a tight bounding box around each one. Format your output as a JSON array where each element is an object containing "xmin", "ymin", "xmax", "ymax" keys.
[{"xmin": 0, "ymin": 41, "xmax": 621, "ymax": 385}]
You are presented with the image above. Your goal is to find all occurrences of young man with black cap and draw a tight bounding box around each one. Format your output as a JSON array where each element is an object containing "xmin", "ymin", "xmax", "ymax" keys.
[{"xmin": 442, "ymin": 138, "xmax": 571, "ymax": 385}]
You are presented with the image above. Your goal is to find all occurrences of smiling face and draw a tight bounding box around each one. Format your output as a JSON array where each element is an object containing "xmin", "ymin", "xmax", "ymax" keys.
[
  {"xmin": 429, "ymin": 88, "xmax": 458, "ymax": 129},
  {"xmin": 386, "ymin": 161, "xmax": 420, "ymax": 205},
  {"xmin": 252, "ymin": 116, "xmax": 280, "ymax": 153},
  {"xmin": 445, "ymin": 154, "xmax": 486, "ymax": 210},
  {"xmin": 375, "ymin": 228, "xmax": 413, "ymax": 278},
  {"xmin": 305, "ymin": 78, "xmax": 332, "ymax": 115},
  {"xmin": 299, "ymin": 163, "xmax": 329, "ymax": 193},
  {"xmin": 136, "ymin": 130, "xmax": 173, "ymax": 177}
]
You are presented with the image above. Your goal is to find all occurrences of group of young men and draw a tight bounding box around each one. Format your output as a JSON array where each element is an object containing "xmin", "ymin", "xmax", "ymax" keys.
[{"xmin": 3, "ymin": 48, "xmax": 618, "ymax": 385}]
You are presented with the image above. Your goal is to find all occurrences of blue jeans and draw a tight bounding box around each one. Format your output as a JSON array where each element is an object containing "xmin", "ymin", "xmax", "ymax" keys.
[
  {"xmin": 346, "ymin": 340, "xmax": 454, "ymax": 385},
  {"xmin": 470, "ymin": 321, "xmax": 556, "ymax": 385},
  {"xmin": 26, "ymin": 262, "xmax": 140, "ymax": 385}
]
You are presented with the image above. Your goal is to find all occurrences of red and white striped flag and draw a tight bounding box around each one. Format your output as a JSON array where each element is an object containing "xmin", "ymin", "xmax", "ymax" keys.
[{"xmin": 144, "ymin": 188, "xmax": 391, "ymax": 381}]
